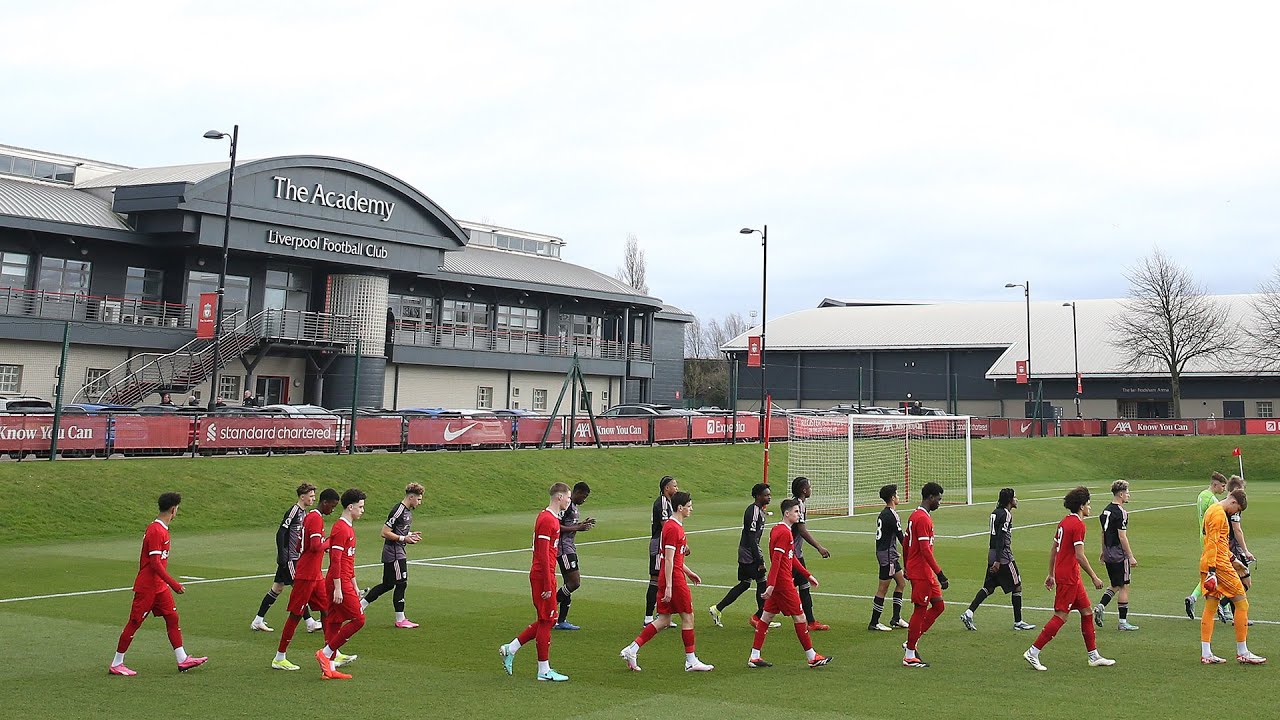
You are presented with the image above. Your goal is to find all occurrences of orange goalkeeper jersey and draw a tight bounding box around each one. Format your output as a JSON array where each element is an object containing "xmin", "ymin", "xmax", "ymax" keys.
[{"xmin": 1199, "ymin": 503, "xmax": 1232, "ymax": 572}]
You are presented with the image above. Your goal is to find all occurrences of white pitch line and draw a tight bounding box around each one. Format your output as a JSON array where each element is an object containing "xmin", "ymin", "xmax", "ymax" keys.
[{"xmin": 941, "ymin": 503, "xmax": 1195, "ymax": 539}]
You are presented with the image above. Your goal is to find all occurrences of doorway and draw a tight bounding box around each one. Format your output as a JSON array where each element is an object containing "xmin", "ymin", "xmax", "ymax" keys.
[{"xmin": 256, "ymin": 375, "xmax": 289, "ymax": 405}]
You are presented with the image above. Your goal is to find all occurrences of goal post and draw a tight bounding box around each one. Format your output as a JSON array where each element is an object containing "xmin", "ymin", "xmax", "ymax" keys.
[{"xmin": 787, "ymin": 414, "xmax": 973, "ymax": 516}]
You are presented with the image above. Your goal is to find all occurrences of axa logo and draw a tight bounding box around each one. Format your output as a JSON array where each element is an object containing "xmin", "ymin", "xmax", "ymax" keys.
[
  {"xmin": 573, "ymin": 423, "xmax": 592, "ymax": 438},
  {"xmin": 443, "ymin": 423, "xmax": 476, "ymax": 442},
  {"xmin": 1114, "ymin": 421, "xmax": 1132, "ymax": 432}
]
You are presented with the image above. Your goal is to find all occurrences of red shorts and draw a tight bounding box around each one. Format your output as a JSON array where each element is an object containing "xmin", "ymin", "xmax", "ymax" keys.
[
  {"xmin": 1053, "ymin": 582, "xmax": 1091, "ymax": 613},
  {"xmin": 532, "ymin": 583, "xmax": 559, "ymax": 622},
  {"xmin": 325, "ymin": 578, "xmax": 362, "ymax": 623},
  {"xmin": 656, "ymin": 580, "xmax": 693, "ymax": 616},
  {"xmin": 287, "ymin": 579, "xmax": 328, "ymax": 616},
  {"xmin": 128, "ymin": 588, "xmax": 176, "ymax": 624},
  {"xmin": 909, "ymin": 576, "xmax": 943, "ymax": 607},
  {"xmin": 763, "ymin": 584, "xmax": 802, "ymax": 617}
]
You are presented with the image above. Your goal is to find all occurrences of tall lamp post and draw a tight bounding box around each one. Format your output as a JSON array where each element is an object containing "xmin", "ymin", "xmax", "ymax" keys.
[
  {"xmin": 740, "ymin": 226, "xmax": 767, "ymax": 414},
  {"xmin": 1004, "ymin": 281, "xmax": 1032, "ymax": 420},
  {"xmin": 203, "ymin": 125, "xmax": 239, "ymax": 411},
  {"xmin": 1063, "ymin": 301, "xmax": 1081, "ymax": 418}
]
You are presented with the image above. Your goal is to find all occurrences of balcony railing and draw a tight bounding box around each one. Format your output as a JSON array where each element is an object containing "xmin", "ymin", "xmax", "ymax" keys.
[
  {"xmin": 255, "ymin": 308, "xmax": 352, "ymax": 347},
  {"xmin": 0, "ymin": 286, "xmax": 191, "ymax": 328},
  {"xmin": 391, "ymin": 321, "xmax": 651, "ymax": 361}
]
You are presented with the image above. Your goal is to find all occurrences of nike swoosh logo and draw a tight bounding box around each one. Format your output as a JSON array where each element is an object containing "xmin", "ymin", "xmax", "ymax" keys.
[
  {"xmin": 1020, "ymin": 422, "xmax": 1032, "ymax": 433},
  {"xmin": 443, "ymin": 423, "xmax": 477, "ymax": 442}
]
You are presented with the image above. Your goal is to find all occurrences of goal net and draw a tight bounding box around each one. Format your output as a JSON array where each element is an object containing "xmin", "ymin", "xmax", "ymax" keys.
[{"xmin": 787, "ymin": 414, "xmax": 972, "ymax": 516}]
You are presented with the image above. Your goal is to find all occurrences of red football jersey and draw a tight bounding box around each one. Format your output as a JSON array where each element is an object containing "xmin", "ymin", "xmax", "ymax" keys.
[
  {"xmin": 530, "ymin": 509, "xmax": 560, "ymax": 586},
  {"xmin": 904, "ymin": 507, "xmax": 942, "ymax": 580},
  {"xmin": 294, "ymin": 509, "xmax": 328, "ymax": 581},
  {"xmin": 132, "ymin": 520, "xmax": 175, "ymax": 593},
  {"xmin": 766, "ymin": 523, "xmax": 811, "ymax": 587},
  {"xmin": 326, "ymin": 517, "xmax": 356, "ymax": 581},
  {"xmin": 1053, "ymin": 513, "xmax": 1086, "ymax": 584},
  {"xmin": 657, "ymin": 518, "xmax": 688, "ymax": 590}
]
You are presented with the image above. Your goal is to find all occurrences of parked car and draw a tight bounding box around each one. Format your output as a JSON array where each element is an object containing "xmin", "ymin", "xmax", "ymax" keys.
[
  {"xmin": 600, "ymin": 403, "xmax": 703, "ymax": 418},
  {"xmin": 60, "ymin": 403, "xmax": 137, "ymax": 415},
  {"xmin": 397, "ymin": 408, "xmax": 498, "ymax": 419},
  {"xmin": 829, "ymin": 404, "xmax": 902, "ymax": 415},
  {"xmin": 0, "ymin": 396, "xmax": 54, "ymax": 413},
  {"xmin": 261, "ymin": 403, "xmax": 338, "ymax": 418}
]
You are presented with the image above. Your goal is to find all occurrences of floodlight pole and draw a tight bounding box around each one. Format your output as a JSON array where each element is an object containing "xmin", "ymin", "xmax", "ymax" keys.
[
  {"xmin": 204, "ymin": 125, "xmax": 239, "ymax": 411},
  {"xmin": 740, "ymin": 226, "xmax": 767, "ymax": 415},
  {"xmin": 1005, "ymin": 280, "xmax": 1032, "ymax": 427},
  {"xmin": 1064, "ymin": 301, "xmax": 1081, "ymax": 418}
]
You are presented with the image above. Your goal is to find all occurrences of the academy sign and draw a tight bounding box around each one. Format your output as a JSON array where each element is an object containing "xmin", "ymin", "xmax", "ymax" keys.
[{"xmin": 272, "ymin": 175, "xmax": 396, "ymax": 222}]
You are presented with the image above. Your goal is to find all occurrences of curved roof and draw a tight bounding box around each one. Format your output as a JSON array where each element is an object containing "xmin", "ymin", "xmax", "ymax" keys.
[
  {"xmin": 0, "ymin": 177, "xmax": 130, "ymax": 230},
  {"xmin": 440, "ymin": 245, "xmax": 662, "ymax": 306},
  {"xmin": 76, "ymin": 161, "xmax": 228, "ymax": 188},
  {"xmin": 723, "ymin": 296, "xmax": 1266, "ymax": 378}
]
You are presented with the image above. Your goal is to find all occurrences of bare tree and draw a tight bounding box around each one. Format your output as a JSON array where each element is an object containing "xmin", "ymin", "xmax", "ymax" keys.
[
  {"xmin": 1108, "ymin": 248, "xmax": 1240, "ymax": 417},
  {"xmin": 684, "ymin": 315, "xmax": 709, "ymax": 359},
  {"xmin": 1245, "ymin": 265, "xmax": 1280, "ymax": 368},
  {"xmin": 703, "ymin": 312, "xmax": 750, "ymax": 354},
  {"xmin": 615, "ymin": 233, "xmax": 648, "ymax": 294}
]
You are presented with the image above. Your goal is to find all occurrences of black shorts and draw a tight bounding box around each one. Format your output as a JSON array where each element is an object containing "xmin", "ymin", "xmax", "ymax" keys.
[
  {"xmin": 1104, "ymin": 559, "xmax": 1130, "ymax": 587},
  {"xmin": 558, "ymin": 553, "xmax": 579, "ymax": 573},
  {"xmin": 649, "ymin": 553, "xmax": 661, "ymax": 577},
  {"xmin": 982, "ymin": 561, "xmax": 1021, "ymax": 594},
  {"xmin": 382, "ymin": 558, "xmax": 408, "ymax": 585},
  {"xmin": 792, "ymin": 557, "xmax": 811, "ymax": 590},
  {"xmin": 879, "ymin": 558, "xmax": 903, "ymax": 581},
  {"xmin": 273, "ymin": 560, "xmax": 296, "ymax": 585},
  {"xmin": 738, "ymin": 561, "xmax": 766, "ymax": 583}
]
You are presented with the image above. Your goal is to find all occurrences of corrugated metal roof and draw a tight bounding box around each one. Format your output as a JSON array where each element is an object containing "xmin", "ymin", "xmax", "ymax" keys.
[
  {"xmin": 723, "ymin": 296, "xmax": 1266, "ymax": 378},
  {"xmin": 75, "ymin": 161, "xmax": 229, "ymax": 189},
  {"xmin": 442, "ymin": 245, "xmax": 659, "ymax": 302},
  {"xmin": 0, "ymin": 176, "xmax": 131, "ymax": 230}
]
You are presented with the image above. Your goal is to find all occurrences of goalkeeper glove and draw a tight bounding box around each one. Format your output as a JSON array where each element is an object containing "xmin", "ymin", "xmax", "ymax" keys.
[
  {"xmin": 1203, "ymin": 570, "xmax": 1218, "ymax": 593},
  {"xmin": 937, "ymin": 571, "xmax": 949, "ymax": 590}
]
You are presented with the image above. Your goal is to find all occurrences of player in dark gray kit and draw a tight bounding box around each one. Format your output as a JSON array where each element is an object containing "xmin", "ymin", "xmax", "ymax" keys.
[
  {"xmin": 709, "ymin": 483, "xmax": 778, "ymax": 629},
  {"xmin": 869, "ymin": 484, "xmax": 908, "ymax": 631},
  {"xmin": 251, "ymin": 483, "xmax": 321, "ymax": 633},
  {"xmin": 960, "ymin": 487, "xmax": 1036, "ymax": 631},
  {"xmin": 1092, "ymin": 480, "xmax": 1139, "ymax": 631},
  {"xmin": 361, "ymin": 483, "xmax": 424, "ymax": 628},
  {"xmin": 790, "ymin": 476, "xmax": 831, "ymax": 631},
  {"xmin": 554, "ymin": 482, "xmax": 596, "ymax": 630},
  {"xmin": 644, "ymin": 475, "xmax": 678, "ymax": 625}
]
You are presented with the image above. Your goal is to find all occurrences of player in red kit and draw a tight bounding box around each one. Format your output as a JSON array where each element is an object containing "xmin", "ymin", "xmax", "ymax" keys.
[
  {"xmin": 902, "ymin": 482, "xmax": 948, "ymax": 668},
  {"xmin": 272, "ymin": 487, "xmax": 340, "ymax": 671},
  {"xmin": 620, "ymin": 491, "xmax": 714, "ymax": 673},
  {"xmin": 747, "ymin": 498, "xmax": 832, "ymax": 669},
  {"xmin": 1023, "ymin": 486, "xmax": 1114, "ymax": 671},
  {"xmin": 500, "ymin": 482, "xmax": 574, "ymax": 682},
  {"xmin": 109, "ymin": 492, "xmax": 207, "ymax": 676},
  {"xmin": 316, "ymin": 488, "xmax": 367, "ymax": 680}
]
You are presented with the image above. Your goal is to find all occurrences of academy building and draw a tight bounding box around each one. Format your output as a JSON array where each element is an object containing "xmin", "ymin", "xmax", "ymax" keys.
[{"xmin": 0, "ymin": 142, "xmax": 689, "ymax": 410}]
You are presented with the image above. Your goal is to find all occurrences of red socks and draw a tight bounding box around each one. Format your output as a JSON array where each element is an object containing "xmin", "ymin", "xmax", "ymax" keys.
[
  {"xmin": 794, "ymin": 621, "xmax": 813, "ymax": 651},
  {"xmin": 681, "ymin": 628, "xmax": 696, "ymax": 654},
  {"xmin": 1034, "ymin": 614, "xmax": 1066, "ymax": 649}
]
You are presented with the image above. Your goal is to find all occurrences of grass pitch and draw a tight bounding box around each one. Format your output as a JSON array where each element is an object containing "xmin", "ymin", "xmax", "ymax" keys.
[{"xmin": 0, "ymin": 439, "xmax": 1274, "ymax": 719}]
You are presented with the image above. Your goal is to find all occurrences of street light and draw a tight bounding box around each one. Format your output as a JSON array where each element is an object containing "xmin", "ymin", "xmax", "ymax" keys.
[
  {"xmin": 203, "ymin": 125, "xmax": 239, "ymax": 411},
  {"xmin": 1063, "ymin": 302, "xmax": 1081, "ymax": 418},
  {"xmin": 1004, "ymin": 281, "xmax": 1032, "ymax": 421},
  {"xmin": 740, "ymin": 226, "xmax": 767, "ymax": 415}
]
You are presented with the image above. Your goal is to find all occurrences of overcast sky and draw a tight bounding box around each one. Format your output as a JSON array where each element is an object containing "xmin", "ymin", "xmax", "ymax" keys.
[{"xmin": 6, "ymin": 1, "xmax": 1279, "ymax": 325}]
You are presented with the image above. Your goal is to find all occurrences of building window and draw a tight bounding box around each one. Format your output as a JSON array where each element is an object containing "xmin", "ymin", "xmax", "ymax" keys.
[
  {"xmin": 124, "ymin": 267, "xmax": 164, "ymax": 303},
  {"xmin": 601, "ymin": 390, "xmax": 609, "ymax": 410},
  {"xmin": 497, "ymin": 305, "xmax": 541, "ymax": 334},
  {"xmin": 218, "ymin": 375, "xmax": 241, "ymax": 403},
  {"xmin": 442, "ymin": 299, "xmax": 490, "ymax": 331},
  {"xmin": 569, "ymin": 314, "xmax": 601, "ymax": 340},
  {"xmin": 186, "ymin": 270, "xmax": 250, "ymax": 320},
  {"xmin": 477, "ymin": 386, "xmax": 493, "ymax": 409},
  {"xmin": 0, "ymin": 252, "xmax": 29, "ymax": 290},
  {"xmin": 533, "ymin": 388, "xmax": 548, "ymax": 411},
  {"xmin": 38, "ymin": 256, "xmax": 92, "ymax": 295},
  {"xmin": 0, "ymin": 364, "xmax": 21, "ymax": 393},
  {"xmin": 1258, "ymin": 401, "xmax": 1274, "ymax": 418},
  {"xmin": 578, "ymin": 391, "xmax": 593, "ymax": 412},
  {"xmin": 1118, "ymin": 400, "xmax": 1137, "ymax": 419},
  {"xmin": 84, "ymin": 368, "xmax": 110, "ymax": 396},
  {"xmin": 0, "ymin": 153, "xmax": 76, "ymax": 184},
  {"xmin": 388, "ymin": 294, "xmax": 433, "ymax": 328}
]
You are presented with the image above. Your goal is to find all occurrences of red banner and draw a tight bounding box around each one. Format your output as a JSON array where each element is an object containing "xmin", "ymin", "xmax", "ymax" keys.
[
  {"xmin": 349, "ymin": 416, "xmax": 404, "ymax": 447},
  {"xmin": 197, "ymin": 417, "xmax": 340, "ymax": 449},
  {"xmin": 515, "ymin": 417, "xmax": 564, "ymax": 445},
  {"xmin": 767, "ymin": 415, "xmax": 788, "ymax": 440},
  {"xmin": 747, "ymin": 336, "xmax": 761, "ymax": 368},
  {"xmin": 196, "ymin": 292, "xmax": 218, "ymax": 339},
  {"xmin": 1195, "ymin": 418, "xmax": 1240, "ymax": 436},
  {"xmin": 406, "ymin": 417, "xmax": 513, "ymax": 447},
  {"xmin": 1244, "ymin": 419, "xmax": 1280, "ymax": 435},
  {"xmin": 652, "ymin": 416, "xmax": 690, "ymax": 443},
  {"xmin": 1076, "ymin": 372, "xmax": 1083, "ymax": 395},
  {"xmin": 969, "ymin": 417, "xmax": 991, "ymax": 438},
  {"xmin": 1015, "ymin": 360, "xmax": 1028, "ymax": 384},
  {"xmin": 690, "ymin": 415, "xmax": 760, "ymax": 442},
  {"xmin": 1105, "ymin": 419, "xmax": 1194, "ymax": 436},
  {"xmin": 1059, "ymin": 419, "xmax": 1102, "ymax": 437},
  {"xmin": 113, "ymin": 415, "xmax": 193, "ymax": 450},
  {"xmin": 569, "ymin": 418, "xmax": 649, "ymax": 444},
  {"xmin": 0, "ymin": 415, "xmax": 109, "ymax": 453}
]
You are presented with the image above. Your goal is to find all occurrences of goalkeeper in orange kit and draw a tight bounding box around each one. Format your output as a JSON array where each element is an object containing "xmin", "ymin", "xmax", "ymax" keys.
[{"xmin": 1198, "ymin": 488, "xmax": 1265, "ymax": 665}]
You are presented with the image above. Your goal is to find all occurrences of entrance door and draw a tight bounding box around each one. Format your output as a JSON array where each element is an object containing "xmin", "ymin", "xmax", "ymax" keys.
[
  {"xmin": 1223, "ymin": 401, "xmax": 1245, "ymax": 419},
  {"xmin": 257, "ymin": 375, "xmax": 289, "ymax": 405}
]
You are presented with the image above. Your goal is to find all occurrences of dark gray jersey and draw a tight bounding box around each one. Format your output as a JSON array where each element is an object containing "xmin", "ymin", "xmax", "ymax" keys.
[
  {"xmin": 559, "ymin": 501, "xmax": 581, "ymax": 556},
  {"xmin": 792, "ymin": 497, "xmax": 809, "ymax": 559},
  {"xmin": 382, "ymin": 502, "xmax": 414, "ymax": 563},
  {"xmin": 988, "ymin": 506, "xmax": 1014, "ymax": 566},
  {"xmin": 1099, "ymin": 502, "xmax": 1127, "ymax": 563},
  {"xmin": 1228, "ymin": 512, "xmax": 1244, "ymax": 556},
  {"xmin": 875, "ymin": 507, "xmax": 902, "ymax": 553},
  {"xmin": 649, "ymin": 495, "xmax": 673, "ymax": 555},
  {"xmin": 277, "ymin": 503, "xmax": 305, "ymax": 564},
  {"xmin": 738, "ymin": 503, "xmax": 766, "ymax": 565}
]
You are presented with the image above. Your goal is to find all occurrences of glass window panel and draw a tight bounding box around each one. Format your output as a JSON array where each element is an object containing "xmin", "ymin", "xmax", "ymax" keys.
[
  {"xmin": 54, "ymin": 164, "xmax": 75, "ymax": 183},
  {"xmin": 11, "ymin": 157, "xmax": 34, "ymax": 177},
  {"xmin": 0, "ymin": 364, "xmax": 21, "ymax": 393},
  {"xmin": 0, "ymin": 252, "xmax": 29, "ymax": 289},
  {"xmin": 35, "ymin": 161, "xmax": 57, "ymax": 181},
  {"xmin": 0, "ymin": 154, "xmax": 13, "ymax": 174}
]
